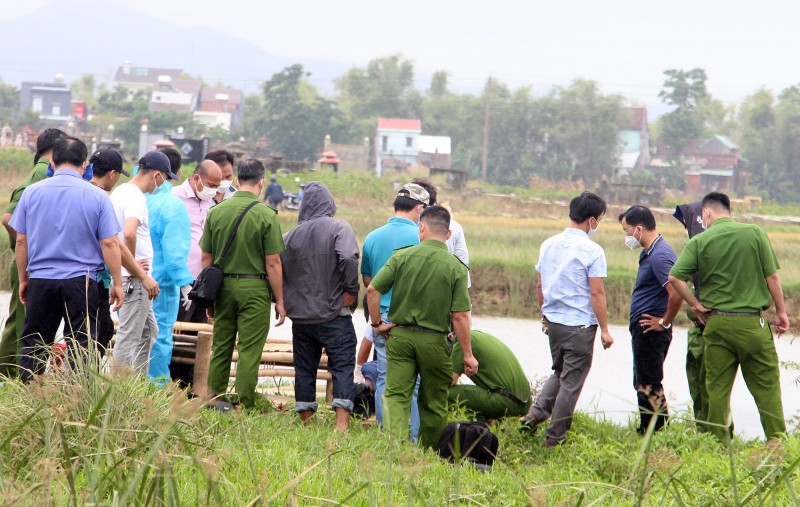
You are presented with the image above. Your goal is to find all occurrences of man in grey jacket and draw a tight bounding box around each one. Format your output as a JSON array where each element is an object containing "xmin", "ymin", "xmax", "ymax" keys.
[{"xmin": 281, "ymin": 182, "xmax": 360, "ymax": 432}]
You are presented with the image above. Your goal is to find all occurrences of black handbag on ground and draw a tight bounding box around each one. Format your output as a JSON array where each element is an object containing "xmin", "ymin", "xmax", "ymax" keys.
[
  {"xmin": 434, "ymin": 421, "xmax": 499, "ymax": 470},
  {"xmin": 189, "ymin": 201, "xmax": 259, "ymax": 308}
]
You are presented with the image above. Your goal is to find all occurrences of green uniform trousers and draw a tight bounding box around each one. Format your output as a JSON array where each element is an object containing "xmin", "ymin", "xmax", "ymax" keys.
[
  {"xmin": 448, "ymin": 384, "xmax": 531, "ymax": 421},
  {"xmin": 0, "ymin": 260, "xmax": 24, "ymax": 378},
  {"xmin": 208, "ymin": 279, "xmax": 271, "ymax": 408},
  {"xmin": 704, "ymin": 315, "xmax": 786, "ymax": 441},
  {"xmin": 686, "ymin": 324, "xmax": 708, "ymax": 428},
  {"xmin": 385, "ymin": 327, "xmax": 452, "ymax": 448}
]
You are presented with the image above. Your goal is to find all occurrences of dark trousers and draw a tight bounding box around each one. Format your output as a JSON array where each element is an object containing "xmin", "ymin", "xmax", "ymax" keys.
[
  {"xmin": 292, "ymin": 316, "xmax": 357, "ymax": 413},
  {"xmin": 96, "ymin": 281, "xmax": 115, "ymax": 355},
  {"xmin": 631, "ymin": 323, "xmax": 672, "ymax": 433},
  {"xmin": 19, "ymin": 276, "xmax": 99, "ymax": 383}
]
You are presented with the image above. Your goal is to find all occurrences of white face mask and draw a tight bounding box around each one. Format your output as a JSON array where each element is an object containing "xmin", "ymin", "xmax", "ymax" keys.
[
  {"xmin": 625, "ymin": 231, "xmax": 643, "ymax": 250},
  {"xmin": 218, "ymin": 180, "xmax": 233, "ymax": 191},
  {"xmin": 196, "ymin": 180, "xmax": 217, "ymax": 201},
  {"xmin": 587, "ymin": 217, "xmax": 599, "ymax": 236}
]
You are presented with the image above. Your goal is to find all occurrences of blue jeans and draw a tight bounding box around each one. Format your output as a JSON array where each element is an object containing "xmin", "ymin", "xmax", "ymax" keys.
[
  {"xmin": 293, "ymin": 315, "xmax": 357, "ymax": 412},
  {"xmin": 374, "ymin": 312, "xmax": 420, "ymax": 440}
]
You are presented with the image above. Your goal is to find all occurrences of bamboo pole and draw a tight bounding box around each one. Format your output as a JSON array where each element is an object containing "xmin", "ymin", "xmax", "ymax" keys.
[{"xmin": 191, "ymin": 331, "xmax": 213, "ymax": 398}]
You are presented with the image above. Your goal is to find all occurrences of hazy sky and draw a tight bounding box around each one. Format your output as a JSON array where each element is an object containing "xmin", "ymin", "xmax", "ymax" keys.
[{"xmin": 4, "ymin": 0, "xmax": 799, "ymax": 110}]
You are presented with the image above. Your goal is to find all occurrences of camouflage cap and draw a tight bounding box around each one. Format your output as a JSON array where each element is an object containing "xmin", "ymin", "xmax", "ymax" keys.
[{"xmin": 396, "ymin": 183, "xmax": 430, "ymax": 206}]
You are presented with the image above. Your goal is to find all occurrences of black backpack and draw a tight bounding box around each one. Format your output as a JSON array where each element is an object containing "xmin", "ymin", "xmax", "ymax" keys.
[{"xmin": 434, "ymin": 422, "xmax": 499, "ymax": 469}]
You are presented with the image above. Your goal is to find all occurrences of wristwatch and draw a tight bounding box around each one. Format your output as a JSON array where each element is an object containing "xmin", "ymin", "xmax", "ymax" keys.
[
  {"xmin": 371, "ymin": 321, "xmax": 382, "ymax": 328},
  {"xmin": 658, "ymin": 318, "xmax": 672, "ymax": 329}
]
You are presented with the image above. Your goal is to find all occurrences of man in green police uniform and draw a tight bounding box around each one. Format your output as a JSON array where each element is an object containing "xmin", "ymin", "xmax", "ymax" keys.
[
  {"xmin": 367, "ymin": 205, "xmax": 478, "ymax": 448},
  {"xmin": 200, "ymin": 159, "xmax": 285, "ymax": 409},
  {"xmin": 668, "ymin": 192, "xmax": 789, "ymax": 441},
  {"xmin": 0, "ymin": 128, "xmax": 66, "ymax": 377},
  {"xmin": 450, "ymin": 330, "xmax": 531, "ymax": 420}
]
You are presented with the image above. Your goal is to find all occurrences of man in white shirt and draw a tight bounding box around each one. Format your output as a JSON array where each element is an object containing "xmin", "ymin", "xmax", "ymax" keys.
[
  {"xmin": 520, "ymin": 192, "xmax": 614, "ymax": 448},
  {"xmin": 110, "ymin": 150, "xmax": 178, "ymax": 374}
]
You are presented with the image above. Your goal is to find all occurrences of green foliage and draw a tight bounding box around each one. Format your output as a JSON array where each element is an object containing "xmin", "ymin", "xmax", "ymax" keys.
[
  {"xmin": 261, "ymin": 65, "xmax": 354, "ymax": 160},
  {"xmin": 0, "ymin": 78, "xmax": 20, "ymax": 128},
  {"xmin": 656, "ymin": 68, "xmax": 709, "ymax": 163}
]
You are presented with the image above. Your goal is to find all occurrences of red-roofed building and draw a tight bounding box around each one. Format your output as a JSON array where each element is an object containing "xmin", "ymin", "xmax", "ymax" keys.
[
  {"xmin": 375, "ymin": 117, "xmax": 422, "ymax": 175},
  {"xmin": 195, "ymin": 86, "xmax": 244, "ymax": 130}
]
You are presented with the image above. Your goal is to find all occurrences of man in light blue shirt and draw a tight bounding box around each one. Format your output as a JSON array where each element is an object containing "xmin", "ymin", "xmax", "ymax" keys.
[
  {"xmin": 10, "ymin": 137, "xmax": 123, "ymax": 382},
  {"xmin": 360, "ymin": 183, "xmax": 429, "ymax": 429},
  {"xmin": 520, "ymin": 191, "xmax": 614, "ymax": 447}
]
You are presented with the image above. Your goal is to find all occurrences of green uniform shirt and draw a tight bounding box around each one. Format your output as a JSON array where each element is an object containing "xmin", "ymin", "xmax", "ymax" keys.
[
  {"xmin": 199, "ymin": 191, "xmax": 284, "ymax": 274},
  {"xmin": 670, "ymin": 217, "xmax": 779, "ymax": 313},
  {"xmin": 371, "ymin": 239, "xmax": 470, "ymax": 332},
  {"xmin": 452, "ymin": 330, "xmax": 530, "ymax": 403},
  {"xmin": 5, "ymin": 158, "xmax": 50, "ymax": 250}
]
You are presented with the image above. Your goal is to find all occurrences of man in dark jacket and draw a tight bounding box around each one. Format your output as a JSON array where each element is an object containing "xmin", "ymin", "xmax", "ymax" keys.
[{"xmin": 281, "ymin": 181, "xmax": 360, "ymax": 432}]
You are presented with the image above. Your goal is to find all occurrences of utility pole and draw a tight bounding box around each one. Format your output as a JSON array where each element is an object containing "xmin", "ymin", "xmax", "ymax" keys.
[{"xmin": 481, "ymin": 77, "xmax": 491, "ymax": 181}]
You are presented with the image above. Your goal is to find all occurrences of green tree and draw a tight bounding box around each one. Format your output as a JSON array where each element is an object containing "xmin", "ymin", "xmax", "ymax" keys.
[
  {"xmin": 656, "ymin": 68, "xmax": 708, "ymax": 162},
  {"xmin": 262, "ymin": 65, "xmax": 352, "ymax": 160},
  {"xmin": 0, "ymin": 78, "xmax": 19, "ymax": 127},
  {"xmin": 335, "ymin": 54, "xmax": 422, "ymax": 137},
  {"xmin": 70, "ymin": 73, "xmax": 98, "ymax": 111}
]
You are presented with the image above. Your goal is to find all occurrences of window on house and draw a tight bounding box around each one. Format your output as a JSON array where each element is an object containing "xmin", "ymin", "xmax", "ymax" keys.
[
  {"xmin": 381, "ymin": 136, "xmax": 388, "ymax": 152},
  {"xmin": 406, "ymin": 137, "xmax": 413, "ymax": 148},
  {"xmin": 52, "ymin": 103, "xmax": 61, "ymax": 116},
  {"xmin": 32, "ymin": 96, "xmax": 43, "ymax": 113}
]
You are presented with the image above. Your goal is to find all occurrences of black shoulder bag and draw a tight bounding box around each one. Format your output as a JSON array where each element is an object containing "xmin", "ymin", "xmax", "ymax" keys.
[{"xmin": 189, "ymin": 201, "xmax": 259, "ymax": 309}]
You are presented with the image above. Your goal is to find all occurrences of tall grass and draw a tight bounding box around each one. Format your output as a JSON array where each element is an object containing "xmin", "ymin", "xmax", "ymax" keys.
[{"xmin": 2, "ymin": 358, "xmax": 800, "ymax": 505}]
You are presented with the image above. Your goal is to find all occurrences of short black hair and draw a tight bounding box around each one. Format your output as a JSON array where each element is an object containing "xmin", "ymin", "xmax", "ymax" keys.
[
  {"xmin": 702, "ymin": 192, "xmax": 731, "ymax": 212},
  {"xmin": 569, "ymin": 192, "xmax": 606, "ymax": 223},
  {"xmin": 618, "ymin": 205, "xmax": 656, "ymax": 230},
  {"xmin": 34, "ymin": 128, "xmax": 67, "ymax": 164},
  {"xmin": 237, "ymin": 158, "xmax": 265, "ymax": 183},
  {"xmin": 52, "ymin": 137, "xmax": 87, "ymax": 168},
  {"xmin": 159, "ymin": 147, "xmax": 182, "ymax": 173},
  {"xmin": 393, "ymin": 196, "xmax": 422, "ymax": 212},
  {"xmin": 204, "ymin": 149, "xmax": 235, "ymax": 167},
  {"xmin": 412, "ymin": 179, "xmax": 438, "ymax": 206},
  {"xmin": 420, "ymin": 205, "xmax": 450, "ymax": 235}
]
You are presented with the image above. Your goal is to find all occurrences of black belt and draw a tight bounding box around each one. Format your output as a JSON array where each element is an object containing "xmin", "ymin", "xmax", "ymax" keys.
[
  {"xmin": 491, "ymin": 388, "xmax": 528, "ymax": 406},
  {"xmin": 223, "ymin": 274, "xmax": 267, "ymax": 280},
  {"xmin": 710, "ymin": 310, "xmax": 761, "ymax": 317}
]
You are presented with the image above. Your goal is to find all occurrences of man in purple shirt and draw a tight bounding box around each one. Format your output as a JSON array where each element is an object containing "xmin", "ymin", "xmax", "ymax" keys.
[{"xmin": 10, "ymin": 137, "xmax": 124, "ymax": 382}]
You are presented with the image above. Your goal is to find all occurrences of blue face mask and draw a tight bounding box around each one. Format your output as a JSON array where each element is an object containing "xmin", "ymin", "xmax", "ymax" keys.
[{"xmin": 46, "ymin": 162, "xmax": 93, "ymax": 180}]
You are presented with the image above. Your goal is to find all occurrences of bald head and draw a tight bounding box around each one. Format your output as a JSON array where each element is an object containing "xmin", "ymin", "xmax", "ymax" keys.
[
  {"xmin": 191, "ymin": 160, "xmax": 223, "ymax": 199},
  {"xmin": 196, "ymin": 159, "xmax": 222, "ymax": 180}
]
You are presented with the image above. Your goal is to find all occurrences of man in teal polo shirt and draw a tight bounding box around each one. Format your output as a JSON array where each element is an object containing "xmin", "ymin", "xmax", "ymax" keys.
[
  {"xmin": 367, "ymin": 205, "xmax": 477, "ymax": 448},
  {"xmin": 361, "ymin": 183, "xmax": 428, "ymax": 427},
  {"xmin": 200, "ymin": 158, "xmax": 285, "ymax": 409},
  {"xmin": 668, "ymin": 192, "xmax": 788, "ymax": 441},
  {"xmin": 0, "ymin": 128, "xmax": 65, "ymax": 377},
  {"xmin": 450, "ymin": 330, "xmax": 531, "ymax": 420}
]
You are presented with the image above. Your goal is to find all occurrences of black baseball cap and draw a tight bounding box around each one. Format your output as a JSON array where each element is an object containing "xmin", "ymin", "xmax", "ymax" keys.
[
  {"xmin": 89, "ymin": 148, "xmax": 129, "ymax": 177},
  {"xmin": 138, "ymin": 150, "xmax": 179, "ymax": 180}
]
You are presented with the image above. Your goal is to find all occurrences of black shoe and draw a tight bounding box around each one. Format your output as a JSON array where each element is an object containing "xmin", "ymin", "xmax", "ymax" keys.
[
  {"xmin": 205, "ymin": 394, "xmax": 235, "ymax": 413},
  {"xmin": 519, "ymin": 415, "xmax": 540, "ymax": 433}
]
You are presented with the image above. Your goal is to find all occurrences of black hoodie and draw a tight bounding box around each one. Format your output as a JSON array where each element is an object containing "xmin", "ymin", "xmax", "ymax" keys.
[{"xmin": 280, "ymin": 182, "xmax": 360, "ymax": 324}]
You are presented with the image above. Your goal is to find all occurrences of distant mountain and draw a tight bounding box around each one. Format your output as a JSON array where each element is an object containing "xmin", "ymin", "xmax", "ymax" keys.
[{"xmin": 0, "ymin": 0, "xmax": 349, "ymax": 94}]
